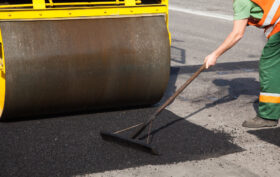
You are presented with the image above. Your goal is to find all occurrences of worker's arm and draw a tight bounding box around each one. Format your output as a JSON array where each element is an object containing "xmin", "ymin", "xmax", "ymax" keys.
[{"xmin": 204, "ymin": 19, "xmax": 248, "ymax": 69}]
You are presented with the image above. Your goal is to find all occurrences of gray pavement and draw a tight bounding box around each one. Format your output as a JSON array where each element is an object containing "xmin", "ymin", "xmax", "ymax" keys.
[
  {"xmin": 170, "ymin": 0, "xmax": 234, "ymax": 16},
  {"xmin": 169, "ymin": 0, "xmax": 265, "ymax": 67},
  {"xmin": 0, "ymin": 1, "xmax": 279, "ymax": 177}
]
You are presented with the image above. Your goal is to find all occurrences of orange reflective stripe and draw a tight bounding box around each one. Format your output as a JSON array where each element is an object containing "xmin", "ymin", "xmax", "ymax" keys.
[{"xmin": 259, "ymin": 95, "xmax": 280, "ymax": 104}]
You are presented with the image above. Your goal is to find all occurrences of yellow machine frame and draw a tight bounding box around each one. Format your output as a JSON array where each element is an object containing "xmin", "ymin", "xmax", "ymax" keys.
[
  {"xmin": 0, "ymin": 0, "xmax": 169, "ymax": 21},
  {"xmin": 0, "ymin": 29, "xmax": 5, "ymax": 116}
]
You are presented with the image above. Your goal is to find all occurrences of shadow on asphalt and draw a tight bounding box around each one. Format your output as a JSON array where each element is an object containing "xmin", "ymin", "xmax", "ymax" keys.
[
  {"xmin": 248, "ymin": 127, "xmax": 280, "ymax": 147},
  {"xmin": 161, "ymin": 71, "xmax": 259, "ymax": 120},
  {"xmin": 213, "ymin": 78, "xmax": 259, "ymax": 98},
  {"xmin": 171, "ymin": 45, "xmax": 186, "ymax": 64},
  {"xmin": 0, "ymin": 108, "xmax": 243, "ymax": 177}
]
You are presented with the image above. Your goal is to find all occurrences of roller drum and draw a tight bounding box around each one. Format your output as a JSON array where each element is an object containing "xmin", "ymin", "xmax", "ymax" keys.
[{"xmin": 0, "ymin": 15, "xmax": 170, "ymax": 120}]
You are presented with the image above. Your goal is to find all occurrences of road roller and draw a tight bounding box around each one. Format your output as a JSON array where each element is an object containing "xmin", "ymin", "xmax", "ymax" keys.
[{"xmin": 0, "ymin": 0, "xmax": 170, "ymax": 120}]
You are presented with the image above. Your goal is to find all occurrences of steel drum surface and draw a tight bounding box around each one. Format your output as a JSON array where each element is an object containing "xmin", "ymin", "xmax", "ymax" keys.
[{"xmin": 0, "ymin": 16, "xmax": 170, "ymax": 119}]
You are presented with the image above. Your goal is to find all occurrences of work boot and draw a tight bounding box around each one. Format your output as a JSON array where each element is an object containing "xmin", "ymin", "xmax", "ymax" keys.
[{"xmin": 242, "ymin": 116, "xmax": 278, "ymax": 128}]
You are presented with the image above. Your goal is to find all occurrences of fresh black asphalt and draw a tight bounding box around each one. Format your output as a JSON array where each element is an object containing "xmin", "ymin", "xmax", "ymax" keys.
[{"xmin": 0, "ymin": 107, "xmax": 242, "ymax": 177}]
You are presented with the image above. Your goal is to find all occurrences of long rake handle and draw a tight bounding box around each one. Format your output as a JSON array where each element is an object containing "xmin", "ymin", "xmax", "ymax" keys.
[
  {"xmin": 155, "ymin": 63, "xmax": 206, "ymax": 116},
  {"xmin": 131, "ymin": 64, "xmax": 206, "ymax": 139}
]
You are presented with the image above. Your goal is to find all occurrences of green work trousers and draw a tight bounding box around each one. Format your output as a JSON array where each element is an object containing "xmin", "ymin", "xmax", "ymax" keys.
[{"xmin": 258, "ymin": 32, "xmax": 280, "ymax": 120}]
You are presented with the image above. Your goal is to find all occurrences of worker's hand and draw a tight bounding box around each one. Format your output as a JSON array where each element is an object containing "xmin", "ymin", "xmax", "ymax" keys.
[{"xmin": 204, "ymin": 53, "xmax": 218, "ymax": 69}]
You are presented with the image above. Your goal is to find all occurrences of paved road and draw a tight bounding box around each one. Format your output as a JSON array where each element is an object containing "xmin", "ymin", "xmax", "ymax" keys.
[
  {"xmin": 95, "ymin": 1, "xmax": 280, "ymax": 176},
  {"xmin": 169, "ymin": 0, "xmax": 265, "ymax": 67},
  {"xmin": 170, "ymin": 0, "xmax": 233, "ymax": 16},
  {"xmin": 0, "ymin": 1, "xmax": 279, "ymax": 177}
]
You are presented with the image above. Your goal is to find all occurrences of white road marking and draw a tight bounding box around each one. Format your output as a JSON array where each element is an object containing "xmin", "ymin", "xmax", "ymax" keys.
[{"xmin": 169, "ymin": 6, "xmax": 233, "ymax": 21}]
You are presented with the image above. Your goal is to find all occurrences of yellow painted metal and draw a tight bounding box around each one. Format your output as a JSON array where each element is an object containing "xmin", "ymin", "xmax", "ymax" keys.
[
  {"xmin": 162, "ymin": 0, "xmax": 168, "ymax": 5},
  {"xmin": 0, "ymin": 1, "xmax": 168, "ymax": 22},
  {"xmin": 163, "ymin": 0, "xmax": 171, "ymax": 44},
  {"xmin": 48, "ymin": 0, "xmax": 54, "ymax": 7},
  {"xmin": 0, "ymin": 1, "xmax": 142, "ymax": 9},
  {"xmin": 32, "ymin": 0, "xmax": 46, "ymax": 9},
  {"xmin": 0, "ymin": 28, "xmax": 5, "ymax": 117},
  {"xmin": 0, "ymin": 44, "xmax": 2, "ymax": 70},
  {"xmin": 125, "ymin": 0, "xmax": 136, "ymax": 6},
  {"xmin": 0, "ymin": 5, "xmax": 167, "ymax": 20},
  {"xmin": 0, "ymin": 4, "xmax": 33, "ymax": 9}
]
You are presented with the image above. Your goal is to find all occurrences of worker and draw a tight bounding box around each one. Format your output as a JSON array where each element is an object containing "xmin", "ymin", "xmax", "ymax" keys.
[{"xmin": 204, "ymin": 0, "xmax": 280, "ymax": 128}]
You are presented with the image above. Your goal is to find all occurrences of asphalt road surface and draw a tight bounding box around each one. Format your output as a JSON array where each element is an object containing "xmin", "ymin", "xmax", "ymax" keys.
[{"xmin": 0, "ymin": 1, "xmax": 279, "ymax": 177}]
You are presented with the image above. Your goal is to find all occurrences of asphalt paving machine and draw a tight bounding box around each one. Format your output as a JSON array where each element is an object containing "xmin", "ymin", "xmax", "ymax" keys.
[{"xmin": 0, "ymin": 0, "xmax": 170, "ymax": 120}]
